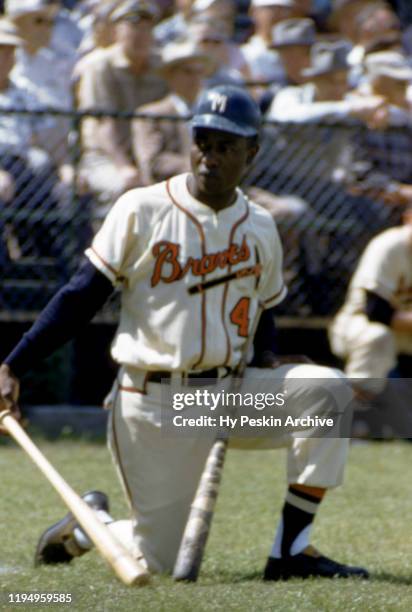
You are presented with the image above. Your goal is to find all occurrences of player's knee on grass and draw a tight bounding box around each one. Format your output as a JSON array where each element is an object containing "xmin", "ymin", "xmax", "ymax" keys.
[{"xmin": 132, "ymin": 496, "xmax": 198, "ymax": 574}]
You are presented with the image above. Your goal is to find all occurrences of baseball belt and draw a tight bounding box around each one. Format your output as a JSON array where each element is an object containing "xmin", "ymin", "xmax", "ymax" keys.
[{"xmin": 146, "ymin": 367, "xmax": 232, "ymax": 386}]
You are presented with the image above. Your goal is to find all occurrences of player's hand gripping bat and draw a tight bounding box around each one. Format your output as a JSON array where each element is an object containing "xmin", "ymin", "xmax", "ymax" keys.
[
  {"xmin": 0, "ymin": 410, "xmax": 150, "ymax": 587},
  {"xmin": 173, "ymin": 303, "xmax": 264, "ymax": 582}
]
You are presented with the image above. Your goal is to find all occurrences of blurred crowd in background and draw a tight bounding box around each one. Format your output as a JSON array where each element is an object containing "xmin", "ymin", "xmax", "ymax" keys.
[{"xmin": 0, "ymin": 0, "xmax": 412, "ymax": 318}]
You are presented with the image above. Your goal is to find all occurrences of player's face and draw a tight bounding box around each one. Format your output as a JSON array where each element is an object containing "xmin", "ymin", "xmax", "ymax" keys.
[{"xmin": 190, "ymin": 128, "xmax": 258, "ymax": 208}]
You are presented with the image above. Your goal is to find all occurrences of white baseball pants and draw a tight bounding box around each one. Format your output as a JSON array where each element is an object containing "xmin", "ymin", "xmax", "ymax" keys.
[{"xmin": 106, "ymin": 363, "xmax": 352, "ymax": 573}]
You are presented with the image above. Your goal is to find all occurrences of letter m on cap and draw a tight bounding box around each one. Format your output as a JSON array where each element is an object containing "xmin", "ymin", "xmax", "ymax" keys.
[{"xmin": 208, "ymin": 92, "xmax": 228, "ymax": 113}]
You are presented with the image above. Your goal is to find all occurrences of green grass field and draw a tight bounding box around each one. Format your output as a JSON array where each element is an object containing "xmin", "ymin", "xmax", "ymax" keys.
[{"xmin": 1, "ymin": 438, "xmax": 412, "ymax": 612}]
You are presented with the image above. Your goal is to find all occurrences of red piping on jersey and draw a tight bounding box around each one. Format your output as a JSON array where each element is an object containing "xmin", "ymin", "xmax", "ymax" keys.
[
  {"xmin": 118, "ymin": 372, "xmax": 150, "ymax": 395},
  {"xmin": 90, "ymin": 247, "xmax": 120, "ymax": 280},
  {"xmin": 264, "ymin": 283, "xmax": 286, "ymax": 305},
  {"xmin": 222, "ymin": 200, "xmax": 250, "ymax": 367},
  {"xmin": 119, "ymin": 384, "xmax": 148, "ymax": 395},
  {"xmin": 166, "ymin": 178, "xmax": 207, "ymax": 369},
  {"xmin": 110, "ymin": 385, "xmax": 134, "ymax": 507}
]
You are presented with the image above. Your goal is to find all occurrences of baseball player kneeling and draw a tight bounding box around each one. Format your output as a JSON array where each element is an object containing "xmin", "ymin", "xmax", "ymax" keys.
[
  {"xmin": 329, "ymin": 206, "xmax": 412, "ymax": 435},
  {"xmin": 0, "ymin": 85, "xmax": 368, "ymax": 581}
]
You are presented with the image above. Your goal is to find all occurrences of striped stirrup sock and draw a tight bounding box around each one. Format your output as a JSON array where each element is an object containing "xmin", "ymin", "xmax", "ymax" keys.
[{"xmin": 270, "ymin": 486, "xmax": 322, "ymax": 558}]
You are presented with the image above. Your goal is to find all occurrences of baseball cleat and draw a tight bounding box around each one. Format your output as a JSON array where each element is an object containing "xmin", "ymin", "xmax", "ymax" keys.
[
  {"xmin": 263, "ymin": 547, "xmax": 369, "ymax": 581},
  {"xmin": 34, "ymin": 491, "xmax": 109, "ymax": 566}
]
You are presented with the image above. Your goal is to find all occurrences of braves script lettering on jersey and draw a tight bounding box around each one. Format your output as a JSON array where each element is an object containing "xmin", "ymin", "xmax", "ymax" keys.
[
  {"xmin": 86, "ymin": 173, "xmax": 286, "ymax": 371},
  {"xmin": 150, "ymin": 235, "xmax": 250, "ymax": 286}
]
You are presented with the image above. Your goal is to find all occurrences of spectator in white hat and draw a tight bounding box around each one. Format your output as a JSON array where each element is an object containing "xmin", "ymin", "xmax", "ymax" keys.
[
  {"xmin": 5, "ymin": 1, "xmax": 75, "ymax": 109},
  {"xmin": 0, "ymin": 17, "xmax": 66, "ymax": 266},
  {"xmin": 5, "ymin": 0, "xmax": 58, "ymax": 22},
  {"xmin": 0, "ymin": 18, "xmax": 28, "ymax": 217},
  {"xmin": 5, "ymin": 0, "xmax": 80, "ymax": 179},
  {"xmin": 361, "ymin": 51, "xmax": 412, "ymax": 119},
  {"xmin": 241, "ymin": 0, "xmax": 308, "ymax": 87}
]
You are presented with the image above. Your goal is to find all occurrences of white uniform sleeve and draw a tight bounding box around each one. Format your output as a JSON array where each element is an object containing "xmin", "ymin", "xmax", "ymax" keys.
[
  {"xmin": 352, "ymin": 233, "xmax": 399, "ymax": 302},
  {"xmin": 85, "ymin": 191, "xmax": 140, "ymax": 286},
  {"xmin": 258, "ymin": 218, "xmax": 287, "ymax": 309}
]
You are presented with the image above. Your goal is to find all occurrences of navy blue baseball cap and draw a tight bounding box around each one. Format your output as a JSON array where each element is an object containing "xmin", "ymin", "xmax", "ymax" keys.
[{"xmin": 192, "ymin": 85, "xmax": 262, "ymax": 138}]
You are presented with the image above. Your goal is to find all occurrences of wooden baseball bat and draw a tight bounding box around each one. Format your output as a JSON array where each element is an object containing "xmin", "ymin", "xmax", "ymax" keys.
[
  {"xmin": 173, "ymin": 437, "xmax": 228, "ymax": 581},
  {"xmin": 188, "ymin": 264, "xmax": 262, "ymax": 295},
  {"xmin": 173, "ymin": 304, "xmax": 264, "ymax": 582},
  {"xmin": 0, "ymin": 410, "xmax": 150, "ymax": 587}
]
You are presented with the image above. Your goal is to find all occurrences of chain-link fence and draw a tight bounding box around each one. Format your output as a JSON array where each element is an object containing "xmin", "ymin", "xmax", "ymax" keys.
[
  {"xmin": 0, "ymin": 109, "xmax": 406, "ymax": 321},
  {"xmin": 0, "ymin": 108, "xmax": 91, "ymax": 317},
  {"xmin": 248, "ymin": 120, "xmax": 405, "ymax": 317}
]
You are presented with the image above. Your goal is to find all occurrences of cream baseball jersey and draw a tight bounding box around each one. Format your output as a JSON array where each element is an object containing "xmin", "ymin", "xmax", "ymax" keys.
[
  {"xmin": 338, "ymin": 226, "xmax": 412, "ymax": 316},
  {"xmin": 86, "ymin": 173, "xmax": 286, "ymax": 371}
]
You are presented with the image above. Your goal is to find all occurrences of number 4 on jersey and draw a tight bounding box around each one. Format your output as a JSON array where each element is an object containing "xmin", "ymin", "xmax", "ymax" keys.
[{"xmin": 230, "ymin": 297, "xmax": 250, "ymax": 337}]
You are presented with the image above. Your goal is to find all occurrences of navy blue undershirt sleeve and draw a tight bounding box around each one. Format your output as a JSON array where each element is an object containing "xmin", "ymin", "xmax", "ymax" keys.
[
  {"xmin": 251, "ymin": 307, "xmax": 278, "ymax": 366},
  {"xmin": 365, "ymin": 290, "xmax": 395, "ymax": 326},
  {"xmin": 4, "ymin": 259, "xmax": 114, "ymax": 377},
  {"xmin": 5, "ymin": 261, "xmax": 278, "ymax": 375}
]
